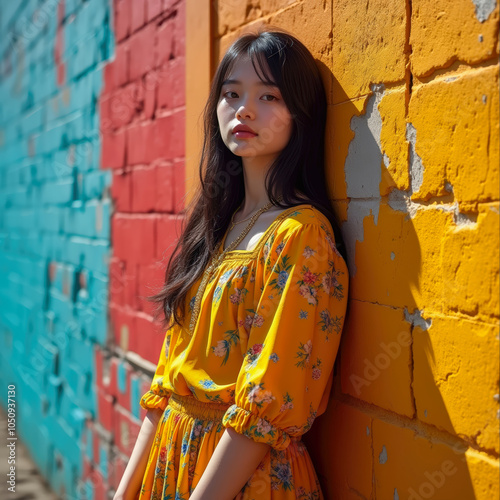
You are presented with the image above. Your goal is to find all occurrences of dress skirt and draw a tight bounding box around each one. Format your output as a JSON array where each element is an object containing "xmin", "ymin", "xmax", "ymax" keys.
[{"xmin": 138, "ymin": 393, "xmax": 324, "ymax": 499}]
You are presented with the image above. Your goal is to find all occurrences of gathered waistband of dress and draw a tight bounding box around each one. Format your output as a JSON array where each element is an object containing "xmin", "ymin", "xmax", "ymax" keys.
[{"xmin": 167, "ymin": 392, "xmax": 233, "ymax": 421}]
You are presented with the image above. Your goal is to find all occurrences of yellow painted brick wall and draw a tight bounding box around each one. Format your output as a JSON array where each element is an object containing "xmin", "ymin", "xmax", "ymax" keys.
[{"xmin": 211, "ymin": 1, "xmax": 499, "ymax": 498}]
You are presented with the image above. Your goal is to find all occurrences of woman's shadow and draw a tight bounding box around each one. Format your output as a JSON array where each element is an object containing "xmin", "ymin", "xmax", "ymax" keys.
[{"xmin": 303, "ymin": 64, "xmax": 482, "ymax": 500}]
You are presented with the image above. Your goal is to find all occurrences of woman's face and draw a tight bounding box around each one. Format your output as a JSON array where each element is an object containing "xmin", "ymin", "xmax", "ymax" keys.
[{"xmin": 216, "ymin": 55, "xmax": 293, "ymax": 166}]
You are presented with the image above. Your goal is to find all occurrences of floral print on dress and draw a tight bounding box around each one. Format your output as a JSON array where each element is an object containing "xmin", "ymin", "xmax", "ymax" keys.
[
  {"xmin": 138, "ymin": 205, "xmax": 349, "ymax": 500},
  {"xmin": 211, "ymin": 329, "xmax": 240, "ymax": 366},
  {"xmin": 295, "ymin": 339, "xmax": 313, "ymax": 369},
  {"xmin": 268, "ymin": 254, "xmax": 292, "ymax": 296},
  {"xmin": 247, "ymin": 381, "xmax": 275, "ymax": 407},
  {"xmin": 245, "ymin": 343, "xmax": 264, "ymax": 367}
]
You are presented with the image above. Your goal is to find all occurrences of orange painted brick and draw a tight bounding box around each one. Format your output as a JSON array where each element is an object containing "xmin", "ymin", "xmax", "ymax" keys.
[
  {"xmin": 305, "ymin": 400, "xmax": 373, "ymax": 499},
  {"xmin": 330, "ymin": 0, "xmax": 407, "ymax": 103},
  {"xmin": 378, "ymin": 86, "xmax": 410, "ymax": 196},
  {"xmin": 340, "ymin": 299, "xmax": 413, "ymax": 416},
  {"xmin": 347, "ymin": 201, "xmax": 422, "ymax": 308},
  {"xmin": 408, "ymin": 66, "xmax": 499, "ymax": 203},
  {"xmin": 410, "ymin": 0, "xmax": 499, "ymax": 77},
  {"xmin": 441, "ymin": 203, "xmax": 499, "ymax": 322},
  {"xmin": 413, "ymin": 315, "xmax": 499, "ymax": 454},
  {"xmin": 373, "ymin": 419, "xmax": 499, "ymax": 499},
  {"xmin": 325, "ymin": 97, "xmax": 366, "ymax": 202}
]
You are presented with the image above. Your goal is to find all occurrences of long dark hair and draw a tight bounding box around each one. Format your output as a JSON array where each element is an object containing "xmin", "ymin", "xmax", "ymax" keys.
[{"xmin": 147, "ymin": 26, "xmax": 347, "ymax": 333}]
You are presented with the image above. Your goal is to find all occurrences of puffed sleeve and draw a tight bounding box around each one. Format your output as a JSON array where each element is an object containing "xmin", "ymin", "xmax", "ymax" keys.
[
  {"xmin": 221, "ymin": 221, "xmax": 349, "ymax": 449},
  {"xmin": 139, "ymin": 330, "xmax": 172, "ymax": 411}
]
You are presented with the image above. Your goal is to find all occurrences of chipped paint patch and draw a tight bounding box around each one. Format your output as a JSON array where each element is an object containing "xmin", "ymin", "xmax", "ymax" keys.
[
  {"xmin": 343, "ymin": 200, "xmax": 380, "ymax": 276},
  {"xmin": 383, "ymin": 153, "xmax": 390, "ymax": 168},
  {"xmin": 406, "ymin": 123, "xmax": 424, "ymax": 194},
  {"xmin": 345, "ymin": 83, "xmax": 385, "ymax": 200},
  {"xmin": 404, "ymin": 308, "xmax": 432, "ymax": 331},
  {"xmin": 433, "ymin": 200, "xmax": 479, "ymax": 227},
  {"xmin": 379, "ymin": 445, "xmax": 388, "ymax": 464},
  {"xmin": 471, "ymin": 0, "xmax": 496, "ymax": 22},
  {"xmin": 343, "ymin": 84, "xmax": 386, "ymax": 275}
]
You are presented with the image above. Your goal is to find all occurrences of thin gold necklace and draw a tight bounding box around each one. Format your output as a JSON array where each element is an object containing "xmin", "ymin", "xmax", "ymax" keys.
[
  {"xmin": 187, "ymin": 196, "xmax": 283, "ymax": 336},
  {"xmin": 229, "ymin": 202, "xmax": 261, "ymax": 229}
]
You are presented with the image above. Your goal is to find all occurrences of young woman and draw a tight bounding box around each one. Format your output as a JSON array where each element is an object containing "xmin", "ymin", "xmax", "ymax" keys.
[{"xmin": 114, "ymin": 27, "xmax": 349, "ymax": 500}]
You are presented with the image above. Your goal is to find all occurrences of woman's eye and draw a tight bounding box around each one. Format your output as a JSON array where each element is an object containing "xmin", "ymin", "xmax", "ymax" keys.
[{"xmin": 222, "ymin": 91, "xmax": 278, "ymax": 101}]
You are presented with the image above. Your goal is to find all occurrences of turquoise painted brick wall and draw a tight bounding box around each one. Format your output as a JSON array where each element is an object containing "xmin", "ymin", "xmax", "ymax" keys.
[{"xmin": 0, "ymin": 1, "xmax": 114, "ymax": 498}]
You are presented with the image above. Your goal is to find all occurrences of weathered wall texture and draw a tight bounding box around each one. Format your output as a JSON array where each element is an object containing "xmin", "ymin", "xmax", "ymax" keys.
[
  {"xmin": 0, "ymin": 0, "xmax": 185, "ymax": 498},
  {"xmin": 214, "ymin": 0, "xmax": 499, "ymax": 498},
  {"xmin": 0, "ymin": 0, "xmax": 498, "ymax": 499}
]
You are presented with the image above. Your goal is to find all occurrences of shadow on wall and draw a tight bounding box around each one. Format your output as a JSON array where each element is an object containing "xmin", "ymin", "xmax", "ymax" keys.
[{"xmin": 302, "ymin": 61, "xmax": 494, "ymax": 499}]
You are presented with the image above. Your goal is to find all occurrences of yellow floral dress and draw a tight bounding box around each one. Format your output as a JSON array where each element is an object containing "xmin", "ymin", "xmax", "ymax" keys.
[{"xmin": 138, "ymin": 204, "xmax": 349, "ymax": 500}]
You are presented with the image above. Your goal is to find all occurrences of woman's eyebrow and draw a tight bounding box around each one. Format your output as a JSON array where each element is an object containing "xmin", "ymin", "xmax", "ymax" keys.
[{"xmin": 221, "ymin": 79, "xmax": 278, "ymax": 87}]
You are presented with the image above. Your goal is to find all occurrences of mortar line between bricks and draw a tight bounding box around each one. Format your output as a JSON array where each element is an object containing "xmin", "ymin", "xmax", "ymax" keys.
[
  {"xmin": 215, "ymin": 0, "xmax": 304, "ymax": 39},
  {"xmin": 336, "ymin": 393, "xmax": 500, "ymax": 460},
  {"xmin": 412, "ymin": 57, "xmax": 500, "ymax": 85}
]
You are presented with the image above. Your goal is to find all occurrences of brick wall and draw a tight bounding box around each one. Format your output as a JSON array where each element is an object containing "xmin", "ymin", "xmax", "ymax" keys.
[
  {"xmin": 213, "ymin": 1, "xmax": 499, "ymax": 498},
  {"xmin": 1, "ymin": 0, "xmax": 498, "ymax": 498},
  {"xmin": 0, "ymin": 0, "xmax": 185, "ymax": 498}
]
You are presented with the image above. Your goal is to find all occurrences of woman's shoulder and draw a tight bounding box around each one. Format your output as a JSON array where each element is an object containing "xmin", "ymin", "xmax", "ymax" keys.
[{"xmin": 274, "ymin": 203, "xmax": 333, "ymax": 239}]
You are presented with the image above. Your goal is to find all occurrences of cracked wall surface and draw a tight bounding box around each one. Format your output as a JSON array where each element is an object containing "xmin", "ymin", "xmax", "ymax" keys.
[{"xmin": 215, "ymin": 1, "xmax": 499, "ymax": 498}]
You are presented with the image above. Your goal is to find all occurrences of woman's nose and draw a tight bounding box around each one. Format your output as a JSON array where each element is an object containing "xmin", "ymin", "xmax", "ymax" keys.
[{"xmin": 236, "ymin": 101, "xmax": 255, "ymax": 120}]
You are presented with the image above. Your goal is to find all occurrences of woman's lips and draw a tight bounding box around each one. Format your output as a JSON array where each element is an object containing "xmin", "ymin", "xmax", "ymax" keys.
[{"xmin": 233, "ymin": 131, "xmax": 257, "ymax": 138}]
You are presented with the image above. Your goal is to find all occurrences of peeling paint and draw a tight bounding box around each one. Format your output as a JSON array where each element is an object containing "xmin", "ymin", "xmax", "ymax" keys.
[
  {"xmin": 405, "ymin": 123, "xmax": 424, "ymax": 193},
  {"xmin": 453, "ymin": 208, "xmax": 478, "ymax": 226},
  {"xmin": 390, "ymin": 251, "xmax": 395, "ymax": 260},
  {"xmin": 434, "ymin": 200, "xmax": 479, "ymax": 227},
  {"xmin": 471, "ymin": 0, "xmax": 496, "ymax": 22},
  {"xmin": 394, "ymin": 487, "xmax": 400, "ymax": 500},
  {"xmin": 383, "ymin": 153, "xmax": 390, "ymax": 168},
  {"xmin": 343, "ymin": 83, "xmax": 386, "ymax": 276},
  {"xmin": 366, "ymin": 426, "xmax": 370, "ymax": 436},
  {"xmin": 404, "ymin": 308, "xmax": 432, "ymax": 330},
  {"xmin": 379, "ymin": 445, "xmax": 388, "ymax": 464},
  {"xmin": 345, "ymin": 83, "xmax": 385, "ymax": 201},
  {"xmin": 387, "ymin": 188, "xmax": 419, "ymax": 219},
  {"xmin": 387, "ymin": 122, "xmax": 427, "ymax": 219}
]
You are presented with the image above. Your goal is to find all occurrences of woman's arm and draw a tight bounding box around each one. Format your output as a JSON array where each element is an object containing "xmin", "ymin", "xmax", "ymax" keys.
[
  {"xmin": 113, "ymin": 408, "xmax": 164, "ymax": 500},
  {"xmin": 189, "ymin": 427, "xmax": 271, "ymax": 500}
]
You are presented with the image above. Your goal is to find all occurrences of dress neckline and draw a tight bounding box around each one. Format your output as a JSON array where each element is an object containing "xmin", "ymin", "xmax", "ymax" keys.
[{"xmin": 219, "ymin": 203, "xmax": 313, "ymax": 258}]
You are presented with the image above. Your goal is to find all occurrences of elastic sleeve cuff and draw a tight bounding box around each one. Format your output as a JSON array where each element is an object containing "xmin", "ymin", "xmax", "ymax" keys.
[
  {"xmin": 139, "ymin": 390, "xmax": 169, "ymax": 411},
  {"xmin": 222, "ymin": 404, "xmax": 291, "ymax": 450}
]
